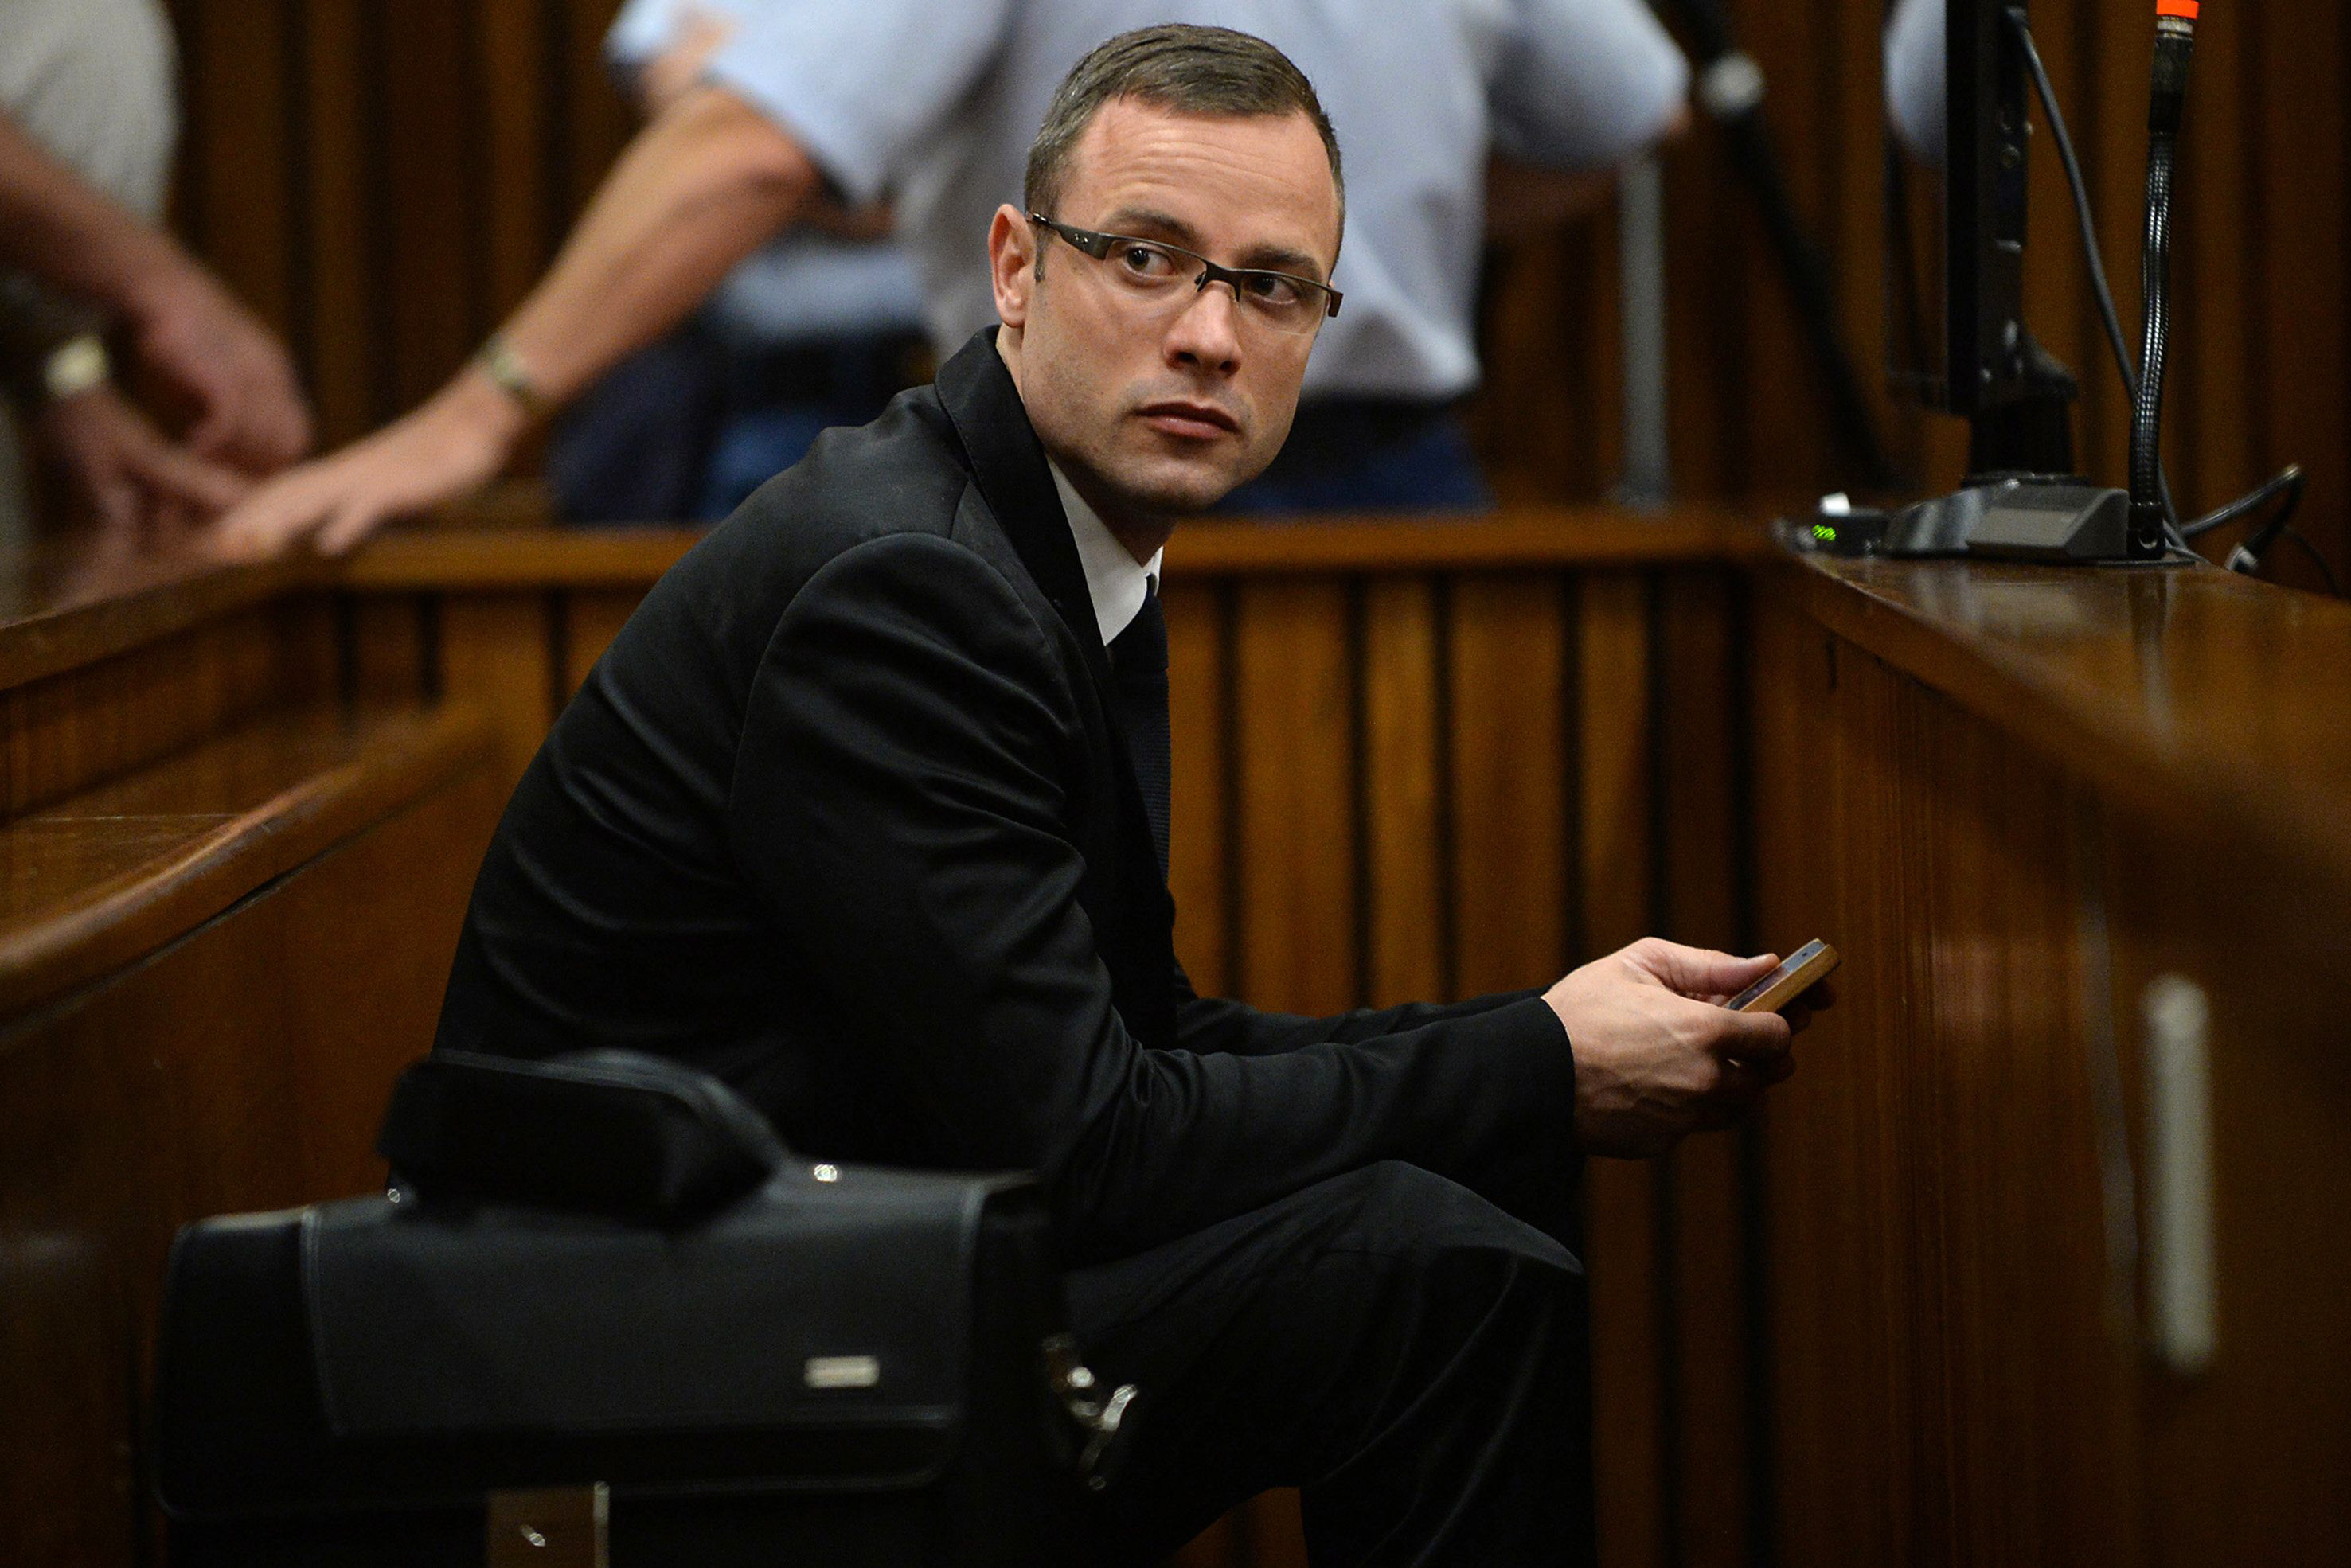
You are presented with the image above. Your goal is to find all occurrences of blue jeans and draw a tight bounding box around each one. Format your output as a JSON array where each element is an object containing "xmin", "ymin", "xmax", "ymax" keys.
[{"xmin": 1214, "ymin": 402, "xmax": 1492, "ymax": 515}]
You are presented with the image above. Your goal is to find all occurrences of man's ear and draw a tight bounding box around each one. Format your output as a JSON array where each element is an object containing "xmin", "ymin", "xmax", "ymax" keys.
[{"xmin": 988, "ymin": 205, "xmax": 1036, "ymax": 329}]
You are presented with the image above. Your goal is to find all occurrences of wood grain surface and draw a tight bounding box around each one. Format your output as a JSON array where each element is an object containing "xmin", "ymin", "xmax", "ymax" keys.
[{"xmin": 5, "ymin": 509, "xmax": 2345, "ymax": 1568}]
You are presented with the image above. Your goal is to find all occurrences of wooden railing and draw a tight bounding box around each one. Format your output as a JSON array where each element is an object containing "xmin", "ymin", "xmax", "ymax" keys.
[{"xmin": 3, "ymin": 509, "xmax": 2345, "ymax": 1568}]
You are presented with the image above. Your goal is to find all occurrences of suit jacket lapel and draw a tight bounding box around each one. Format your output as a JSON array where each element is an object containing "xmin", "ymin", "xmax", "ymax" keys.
[
  {"xmin": 934, "ymin": 329, "xmax": 1115, "ymax": 694},
  {"xmin": 934, "ymin": 330, "xmax": 1179, "ymax": 1044}
]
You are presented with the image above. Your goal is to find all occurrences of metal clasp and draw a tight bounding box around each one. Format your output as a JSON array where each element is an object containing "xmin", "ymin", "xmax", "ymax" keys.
[
  {"xmin": 486, "ymin": 1484, "xmax": 607, "ymax": 1568},
  {"xmin": 1041, "ymin": 1332, "xmax": 1138, "ymax": 1492}
]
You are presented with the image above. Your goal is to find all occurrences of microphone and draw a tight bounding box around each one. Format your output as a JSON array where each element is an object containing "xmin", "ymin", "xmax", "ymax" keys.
[{"xmin": 2128, "ymin": 0, "xmax": 2199, "ymax": 559}]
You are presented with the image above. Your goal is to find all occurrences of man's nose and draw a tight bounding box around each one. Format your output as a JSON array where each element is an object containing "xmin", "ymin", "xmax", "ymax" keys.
[{"xmin": 1163, "ymin": 279, "xmax": 1243, "ymax": 375}]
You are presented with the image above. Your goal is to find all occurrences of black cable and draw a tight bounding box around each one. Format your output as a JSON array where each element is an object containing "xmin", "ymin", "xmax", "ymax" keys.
[
  {"xmin": 2008, "ymin": 10, "xmax": 2185, "ymax": 545},
  {"xmin": 2011, "ymin": 14, "xmax": 2137, "ymax": 411},
  {"xmin": 2184, "ymin": 462, "xmax": 2301, "ymax": 538}
]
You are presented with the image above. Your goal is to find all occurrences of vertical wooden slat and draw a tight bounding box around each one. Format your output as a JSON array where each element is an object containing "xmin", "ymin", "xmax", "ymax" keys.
[
  {"xmin": 272, "ymin": 596, "xmax": 340, "ymax": 708},
  {"xmin": 438, "ymin": 593, "xmax": 557, "ymax": 791},
  {"xmin": 1231, "ymin": 577, "xmax": 1355, "ymax": 1568},
  {"xmin": 1662, "ymin": 88, "xmax": 1752, "ymax": 501},
  {"xmin": 479, "ymin": 0, "xmax": 553, "ymax": 320},
  {"xmin": 1736, "ymin": 0, "xmax": 1831, "ymax": 503},
  {"xmin": 346, "ymin": 596, "xmax": 430, "ymax": 704},
  {"xmin": 1449, "ymin": 575, "xmax": 1569, "ymax": 997},
  {"xmin": 1361, "ymin": 577, "xmax": 1445, "ymax": 1006},
  {"xmin": 1165, "ymin": 579, "xmax": 1230, "ymax": 997},
  {"xmin": 1231, "ymin": 579, "xmax": 1356, "ymax": 1016},
  {"xmin": 299, "ymin": 0, "xmax": 377, "ymax": 446},
  {"xmin": 2249, "ymin": 0, "xmax": 2349, "ymax": 591},
  {"xmin": 179, "ymin": 1, "xmax": 295, "ymax": 337},
  {"xmin": 1829, "ymin": 0, "xmax": 1903, "ymax": 485},
  {"xmin": 1575, "ymin": 571, "xmax": 1663, "ymax": 1568},
  {"xmin": 560, "ymin": 0, "xmax": 635, "ymax": 220},
  {"xmin": 1658, "ymin": 571, "xmax": 1752, "ymax": 1568},
  {"xmin": 381, "ymin": 0, "xmax": 479, "ymax": 412},
  {"xmin": 1471, "ymin": 221, "xmax": 1618, "ymax": 504}
]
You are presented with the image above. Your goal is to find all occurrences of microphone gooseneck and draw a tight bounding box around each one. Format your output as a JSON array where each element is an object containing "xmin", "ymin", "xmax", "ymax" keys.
[{"xmin": 2130, "ymin": 1, "xmax": 2198, "ymax": 558}]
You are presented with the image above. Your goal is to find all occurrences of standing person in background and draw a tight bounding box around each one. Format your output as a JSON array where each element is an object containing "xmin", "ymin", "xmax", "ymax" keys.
[
  {"xmin": 0, "ymin": 0, "xmax": 310, "ymax": 548},
  {"xmin": 214, "ymin": 0, "xmax": 1688, "ymax": 556},
  {"xmin": 549, "ymin": 0, "xmax": 930, "ymax": 525}
]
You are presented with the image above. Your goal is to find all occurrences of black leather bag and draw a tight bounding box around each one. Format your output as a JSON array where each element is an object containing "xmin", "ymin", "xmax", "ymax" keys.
[{"xmin": 154, "ymin": 1051, "xmax": 1132, "ymax": 1567}]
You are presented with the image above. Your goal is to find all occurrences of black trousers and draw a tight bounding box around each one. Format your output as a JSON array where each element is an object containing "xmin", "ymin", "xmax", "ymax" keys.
[{"xmin": 1065, "ymin": 1157, "xmax": 1595, "ymax": 1567}]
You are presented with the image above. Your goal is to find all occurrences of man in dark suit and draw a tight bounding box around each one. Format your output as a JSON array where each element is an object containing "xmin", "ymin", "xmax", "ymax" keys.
[{"xmin": 435, "ymin": 25, "xmax": 1810, "ymax": 1565}]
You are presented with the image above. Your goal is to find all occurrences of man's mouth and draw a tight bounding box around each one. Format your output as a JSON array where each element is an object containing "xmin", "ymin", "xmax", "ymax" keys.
[{"xmin": 1136, "ymin": 400, "xmax": 1240, "ymax": 439}]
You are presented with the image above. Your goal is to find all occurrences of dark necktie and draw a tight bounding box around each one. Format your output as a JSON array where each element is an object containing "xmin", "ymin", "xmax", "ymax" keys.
[{"xmin": 1107, "ymin": 581, "xmax": 1172, "ymax": 877}]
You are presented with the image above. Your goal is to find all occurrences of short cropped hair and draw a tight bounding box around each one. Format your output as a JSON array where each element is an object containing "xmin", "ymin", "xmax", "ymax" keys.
[{"xmin": 1024, "ymin": 25, "xmax": 1345, "ymax": 246}]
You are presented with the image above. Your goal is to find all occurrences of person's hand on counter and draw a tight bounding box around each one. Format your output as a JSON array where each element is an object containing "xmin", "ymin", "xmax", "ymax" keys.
[
  {"xmin": 208, "ymin": 367, "xmax": 524, "ymax": 559},
  {"xmin": 34, "ymin": 382, "xmax": 252, "ymax": 536},
  {"xmin": 124, "ymin": 260, "xmax": 313, "ymax": 474},
  {"xmin": 1546, "ymin": 938, "xmax": 1828, "ymax": 1157}
]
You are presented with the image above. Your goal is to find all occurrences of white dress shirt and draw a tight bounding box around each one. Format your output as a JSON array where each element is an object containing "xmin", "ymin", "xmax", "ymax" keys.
[{"xmin": 1050, "ymin": 462, "xmax": 1162, "ymax": 646}]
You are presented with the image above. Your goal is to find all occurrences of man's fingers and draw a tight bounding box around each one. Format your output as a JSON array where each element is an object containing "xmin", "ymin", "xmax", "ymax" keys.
[
  {"xmin": 316, "ymin": 497, "xmax": 388, "ymax": 555},
  {"xmin": 1703, "ymin": 1001, "xmax": 1792, "ymax": 1060},
  {"xmin": 211, "ymin": 474, "xmax": 332, "ymax": 560},
  {"xmin": 128, "ymin": 437, "xmax": 255, "ymax": 517},
  {"xmin": 1628, "ymin": 938, "xmax": 1778, "ymax": 999}
]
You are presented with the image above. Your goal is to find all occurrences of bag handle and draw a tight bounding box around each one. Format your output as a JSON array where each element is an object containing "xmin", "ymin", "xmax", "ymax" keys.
[{"xmin": 377, "ymin": 1049, "xmax": 787, "ymax": 1223}]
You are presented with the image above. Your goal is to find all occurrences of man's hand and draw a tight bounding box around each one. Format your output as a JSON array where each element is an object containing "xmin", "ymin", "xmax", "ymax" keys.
[
  {"xmin": 1545, "ymin": 938, "xmax": 1826, "ymax": 1158},
  {"xmin": 209, "ymin": 369, "xmax": 523, "ymax": 558},
  {"xmin": 33, "ymin": 383, "xmax": 252, "ymax": 536},
  {"xmin": 124, "ymin": 263, "xmax": 314, "ymax": 473}
]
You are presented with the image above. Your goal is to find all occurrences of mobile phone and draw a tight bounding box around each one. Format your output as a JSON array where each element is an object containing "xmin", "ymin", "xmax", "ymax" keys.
[{"xmin": 1724, "ymin": 940, "xmax": 1840, "ymax": 1014}]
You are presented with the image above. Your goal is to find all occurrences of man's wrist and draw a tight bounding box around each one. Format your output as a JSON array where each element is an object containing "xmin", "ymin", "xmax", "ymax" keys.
[
  {"xmin": 473, "ymin": 333, "xmax": 553, "ymax": 420},
  {"xmin": 440, "ymin": 361, "xmax": 533, "ymax": 458}
]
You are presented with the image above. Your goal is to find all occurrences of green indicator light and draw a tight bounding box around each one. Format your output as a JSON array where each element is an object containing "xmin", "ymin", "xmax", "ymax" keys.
[{"xmin": 1812, "ymin": 522, "xmax": 1838, "ymax": 542}]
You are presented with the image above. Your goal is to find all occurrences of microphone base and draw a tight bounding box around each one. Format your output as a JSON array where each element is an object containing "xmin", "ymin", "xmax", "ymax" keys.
[{"xmin": 1782, "ymin": 476, "xmax": 2186, "ymax": 564}]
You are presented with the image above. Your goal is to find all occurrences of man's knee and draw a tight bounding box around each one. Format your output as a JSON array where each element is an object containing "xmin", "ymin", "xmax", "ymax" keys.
[{"xmin": 1322, "ymin": 1159, "xmax": 1584, "ymax": 1286}]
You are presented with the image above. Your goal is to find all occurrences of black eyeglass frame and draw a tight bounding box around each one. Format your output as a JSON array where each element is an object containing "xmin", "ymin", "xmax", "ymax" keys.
[{"xmin": 1027, "ymin": 212, "xmax": 1342, "ymax": 323}]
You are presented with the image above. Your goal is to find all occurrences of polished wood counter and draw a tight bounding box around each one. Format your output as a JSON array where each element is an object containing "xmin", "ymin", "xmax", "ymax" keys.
[
  {"xmin": 1750, "ymin": 551, "xmax": 2351, "ymax": 1566},
  {"xmin": 2, "ymin": 512, "xmax": 2343, "ymax": 1568},
  {"xmin": 1775, "ymin": 553, "xmax": 2351, "ymax": 913}
]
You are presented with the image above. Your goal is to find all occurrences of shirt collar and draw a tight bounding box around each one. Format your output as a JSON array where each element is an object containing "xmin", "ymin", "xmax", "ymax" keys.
[{"xmin": 1049, "ymin": 461, "xmax": 1162, "ymax": 646}]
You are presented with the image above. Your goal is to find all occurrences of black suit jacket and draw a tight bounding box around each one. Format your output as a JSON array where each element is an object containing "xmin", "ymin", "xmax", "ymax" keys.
[{"xmin": 435, "ymin": 330, "xmax": 1574, "ymax": 1261}]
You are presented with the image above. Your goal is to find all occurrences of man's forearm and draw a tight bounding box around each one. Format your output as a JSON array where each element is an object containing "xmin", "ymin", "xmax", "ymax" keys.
[
  {"xmin": 490, "ymin": 84, "xmax": 818, "ymax": 409},
  {"xmin": 0, "ymin": 114, "xmax": 188, "ymax": 318}
]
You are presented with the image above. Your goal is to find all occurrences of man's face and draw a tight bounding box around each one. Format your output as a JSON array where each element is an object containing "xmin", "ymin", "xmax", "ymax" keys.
[{"xmin": 990, "ymin": 98, "xmax": 1341, "ymax": 525}]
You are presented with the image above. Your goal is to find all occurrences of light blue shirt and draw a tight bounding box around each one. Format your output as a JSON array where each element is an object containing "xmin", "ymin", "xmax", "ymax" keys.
[
  {"xmin": 608, "ymin": 0, "xmax": 927, "ymax": 350},
  {"xmin": 679, "ymin": 0, "xmax": 1689, "ymax": 400}
]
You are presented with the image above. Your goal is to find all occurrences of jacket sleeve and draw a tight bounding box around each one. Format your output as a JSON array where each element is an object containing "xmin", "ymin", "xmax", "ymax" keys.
[
  {"xmin": 728, "ymin": 533, "xmax": 1575, "ymax": 1262},
  {"xmin": 1171, "ymin": 959, "xmax": 1547, "ymax": 1059}
]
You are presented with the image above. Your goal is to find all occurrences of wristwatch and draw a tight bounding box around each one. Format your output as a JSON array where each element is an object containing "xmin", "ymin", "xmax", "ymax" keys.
[
  {"xmin": 474, "ymin": 333, "xmax": 549, "ymax": 418},
  {"xmin": 37, "ymin": 333, "xmax": 111, "ymax": 404}
]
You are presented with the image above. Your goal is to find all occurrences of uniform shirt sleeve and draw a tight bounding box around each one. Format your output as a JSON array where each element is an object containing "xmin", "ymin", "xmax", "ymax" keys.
[
  {"xmin": 604, "ymin": 0, "xmax": 688, "ymax": 69},
  {"xmin": 690, "ymin": 0, "xmax": 1016, "ymax": 205},
  {"xmin": 1490, "ymin": 0, "xmax": 1692, "ymax": 170}
]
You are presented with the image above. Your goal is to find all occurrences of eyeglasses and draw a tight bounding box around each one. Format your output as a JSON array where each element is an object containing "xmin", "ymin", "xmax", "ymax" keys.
[{"xmin": 1028, "ymin": 213, "xmax": 1341, "ymax": 337}]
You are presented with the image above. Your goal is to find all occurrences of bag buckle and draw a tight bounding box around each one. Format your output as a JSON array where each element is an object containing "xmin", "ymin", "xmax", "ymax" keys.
[
  {"xmin": 1041, "ymin": 1333, "xmax": 1138, "ymax": 1492},
  {"xmin": 486, "ymin": 1484, "xmax": 607, "ymax": 1568}
]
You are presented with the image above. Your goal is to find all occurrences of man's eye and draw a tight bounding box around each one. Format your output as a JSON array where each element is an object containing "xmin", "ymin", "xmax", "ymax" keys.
[
  {"xmin": 1244, "ymin": 273, "xmax": 1305, "ymax": 307},
  {"xmin": 1116, "ymin": 244, "xmax": 1178, "ymax": 279}
]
